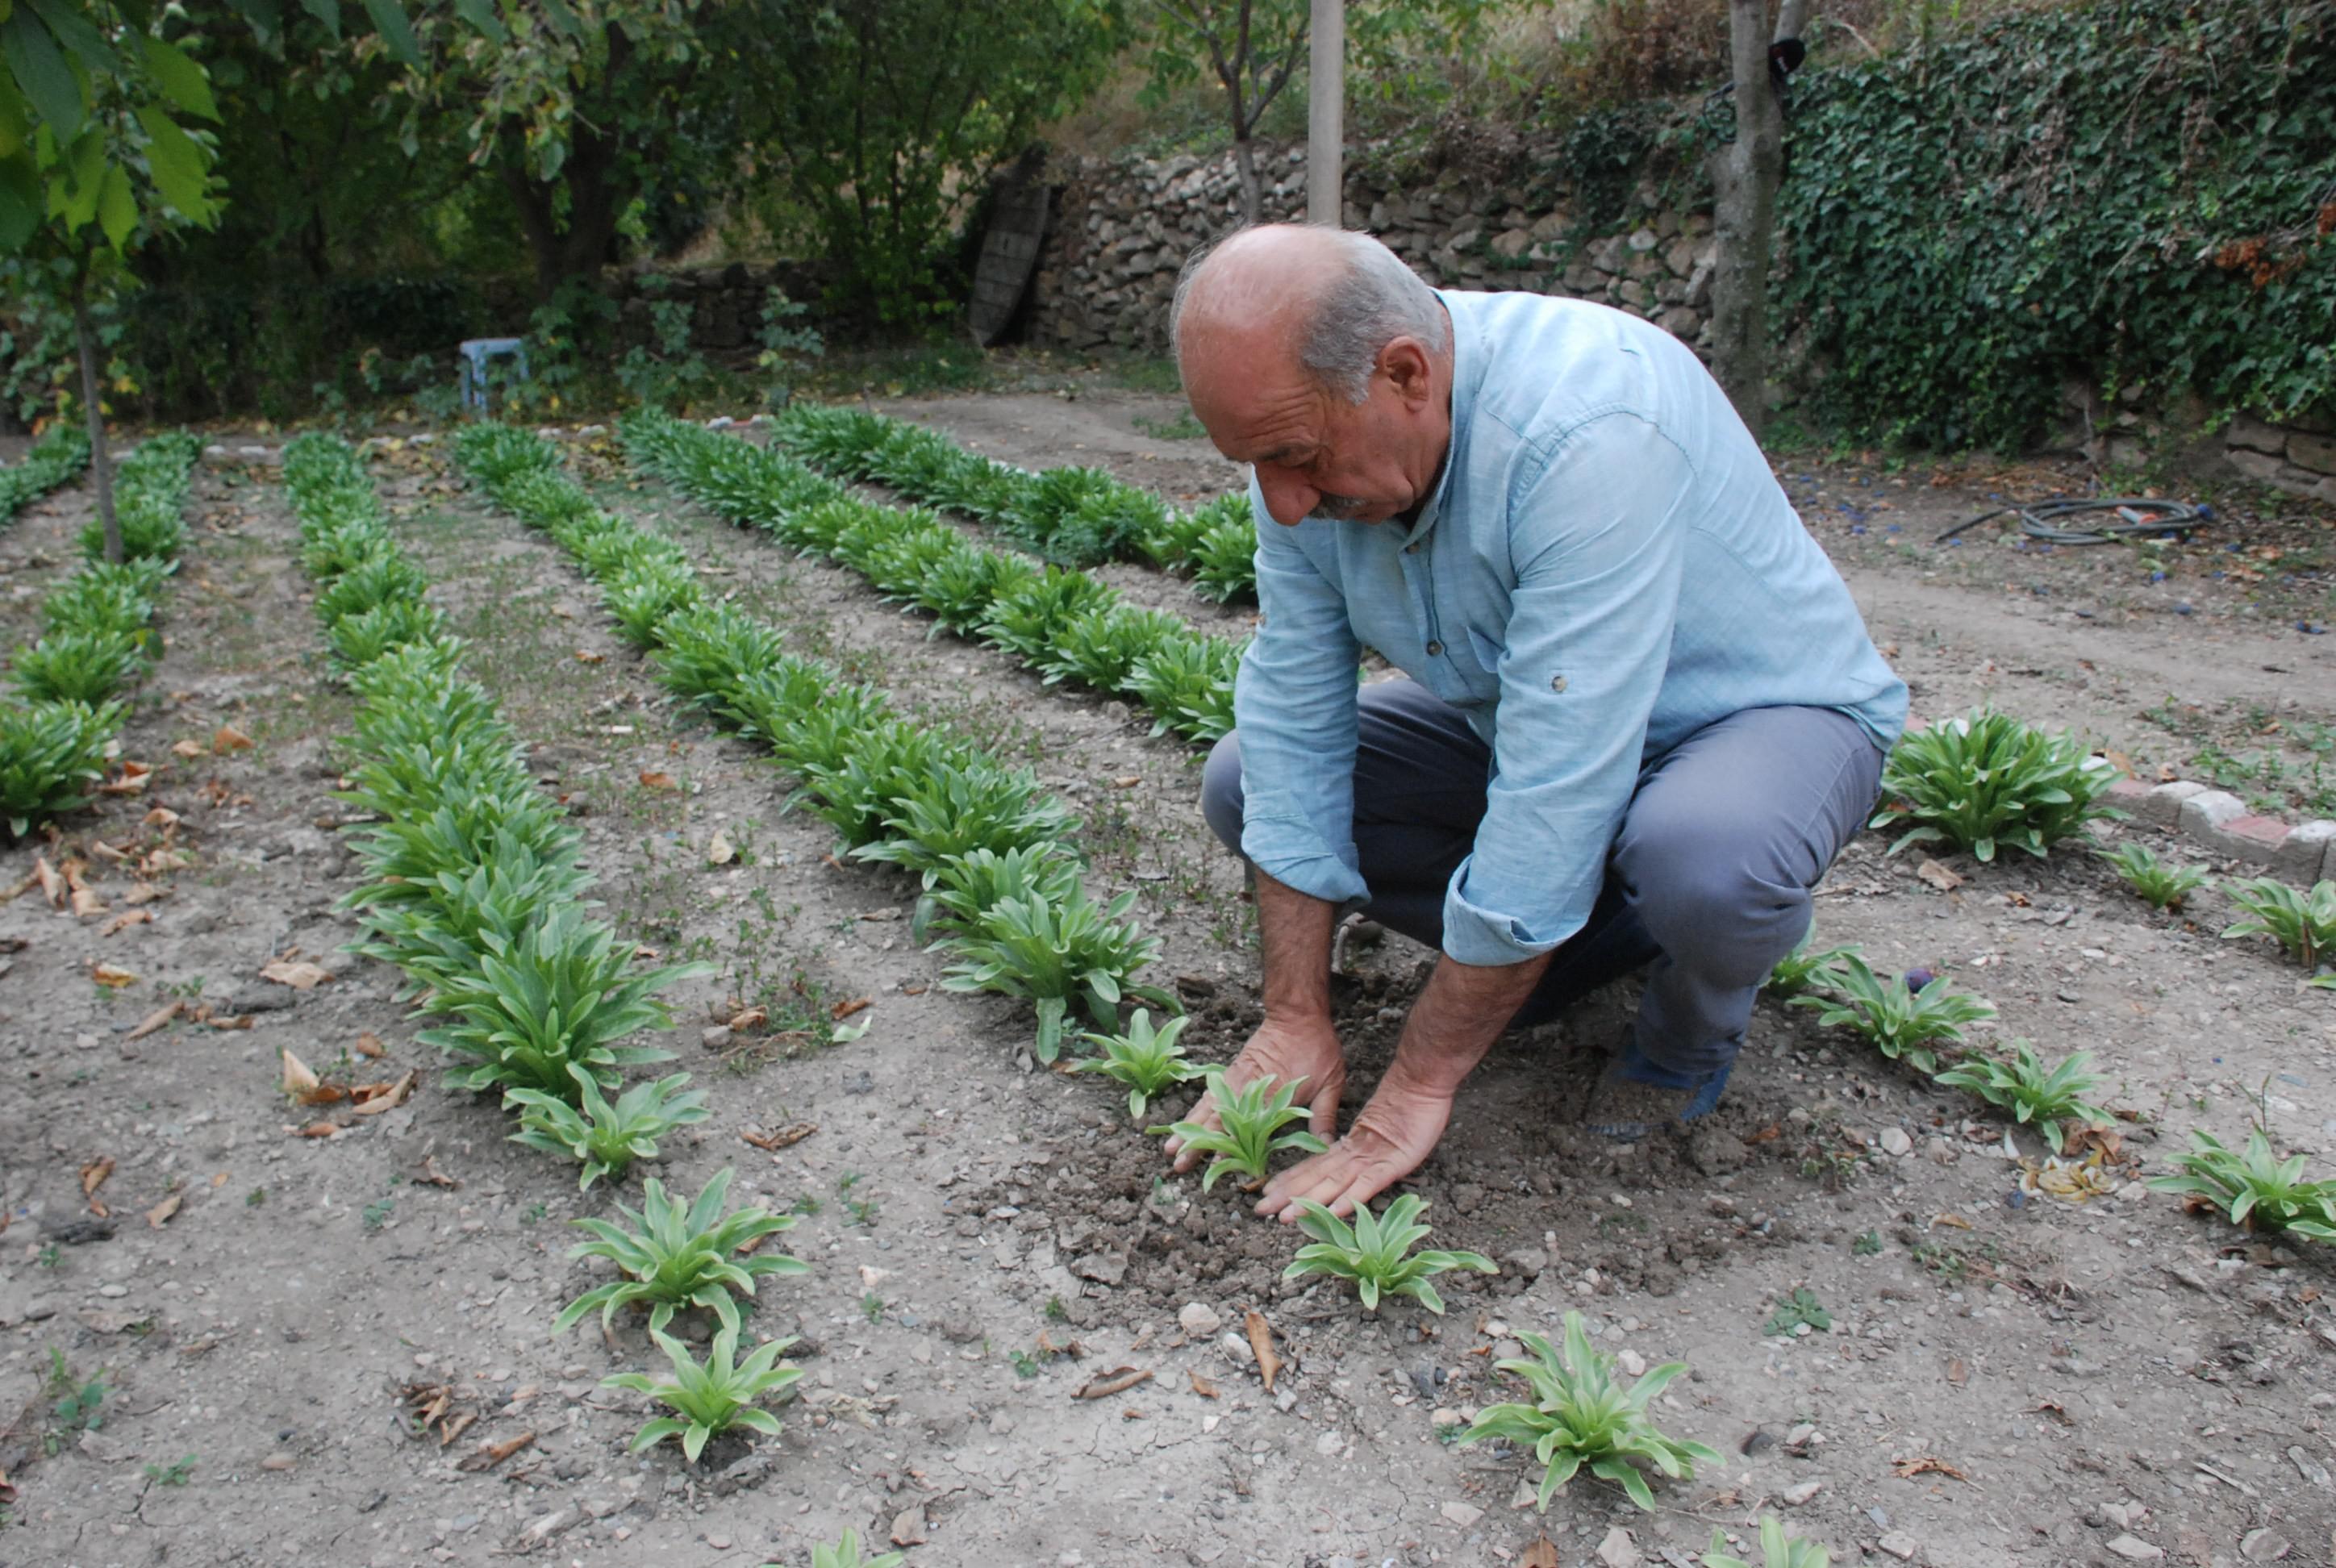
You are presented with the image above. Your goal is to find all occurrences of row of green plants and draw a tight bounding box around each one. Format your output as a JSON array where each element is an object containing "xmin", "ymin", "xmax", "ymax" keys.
[
  {"xmin": 619, "ymin": 411, "xmax": 1243, "ymax": 747},
  {"xmin": 450, "ymin": 421, "xmax": 1177, "ymax": 1068},
  {"xmin": 773, "ymin": 404, "xmax": 1260, "ymax": 603},
  {"xmin": 0, "ymin": 426, "xmax": 90, "ymax": 527},
  {"xmin": 283, "ymin": 435, "xmax": 820, "ymax": 1465},
  {"xmin": 0, "ymin": 432, "xmax": 200, "ymax": 840}
]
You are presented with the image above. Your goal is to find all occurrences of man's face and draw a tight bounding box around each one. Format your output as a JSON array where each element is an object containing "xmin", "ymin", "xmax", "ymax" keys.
[{"xmin": 1183, "ymin": 332, "xmax": 1447, "ymax": 528}]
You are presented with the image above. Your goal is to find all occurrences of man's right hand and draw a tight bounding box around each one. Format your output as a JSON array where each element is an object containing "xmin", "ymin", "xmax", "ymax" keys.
[{"xmin": 1164, "ymin": 1015, "xmax": 1347, "ymax": 1174}]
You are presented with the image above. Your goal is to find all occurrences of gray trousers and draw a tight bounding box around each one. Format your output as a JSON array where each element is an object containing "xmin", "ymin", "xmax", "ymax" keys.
[{"xmin": 1199, "ymin": 681, "xmax": 1884, "ymax": 1077}]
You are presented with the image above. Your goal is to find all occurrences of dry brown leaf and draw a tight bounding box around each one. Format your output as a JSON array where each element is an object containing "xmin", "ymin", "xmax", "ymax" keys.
[
  {"xmin": 34, "ymin": 855, "xmax": 63, "ymax": 907},
  {"xmin": 456, "ymin": 1431, "xmax": 536, "ymax": 1472},
  {"xmin": 638, "ymin": 770, "xmax": 678, "ymax": 790},
  {"xmin": 211, "ymin": 724, "xmax": 253, "ymax": 752},
  {"xmin": 1037, "ymin": 1332, "xmax": 1083, "ymax": 1361},
  {"xmin": 122, "ymin": 882, "xmax": 168, "ymax": 906},
  {"xmin": 740, "ymin": 1121, "xmax": 818, "ymax": 1152},
  {"xmin": 96, "ymin": 764, "xmax": 151, "ymax": 796},
  {"xmin": 353, "ymin": 1032, "xmax": 386, "ymax": 1059},
  {"xmin": 574, "ymin": 650, "xmax": 605, "ymax": 665},
  {"xmin": 280, "ymin": 1049, "xmax": 347, "ymax": 1106},
  {"xmin": 81, "ymin": 1157, "xmax": 115, "ymax": 1200},
  {"xmin": 411, "ymin": 1155, "xmax": 461, "ymax": 1189},
  {"xmin": 1187, "ymin": 1370, "xmax": 1220, "ymax": 1399},
  {"xmin": 141, "ymin": 804, "xmax": 177, "ymax": 828},
  {"xmin": 727, "ymin": 1007, "xmax": 768, "ymax": 1032},
  {"xmin": 145, "ymin": 1192, "xmax": 181, "ymax": 1229},
  {"xmin": 90, "ymin": 963, "xmax": 136, "ymax": 988},
  {"xmin": 1946, "ymin": 1358, "xmax": 1968, "ymax": 1386},
  {"xmin": 1521, "ymin": 1541, "xmax": 1561, "ymax": 1568},
  {"xmin": 202, "ymin": 1012, "xmax": 252, "ymax": 1031},
  {"xmin": 1072, "ymin": 1366, "xmax": 1152, "ymax": 1400},
  {"xmin": 211, "ymin": 1171, "xmax": 228, "ymax": 1189},
  {"xmin": 1112, "ymin": 774, "xmax": 1141, "ymax": 788},
  {"xmin": 69, "ymin": 886, "xmax": 106, "ymax": 919},
  {"xmin": 1244, "ymin": 1308, "xmax": 1282, "ymax": 1392},
  {"xmin": 170, "ymin": 738, "xmax": 207, "ymax": 760},
  {"xmin": 1933, "ymin": 1212, "xmax": 1975, "ymax": 1232},
  {"xmin": 1892, "ymin": 1456, "xmax": 1970, "ymax": 1482},
  {"xmin": 98, "ymin": 909, "xmax": 151, "ymax": 936},
  {"xmin": 259, "ymin": 957, "xmax": 332, "ymax": 990},
  {"xmin": 706, "ymin": 829, "xmax": 735, "ymax": 865},
  {"xmin": 288, "ymin": 1119, "xmax": 348, "ymax": 1138},
  {"xmin": 86, "ymin": 839, "xmax": 127, "ymax": 862},
  {"xmin": 830, "ymin": 996, "xmax": 874, "ymax": 1021},
  {"xmin": 125, "ymin": 999, "xmax": 184, "ymax": 1040},
  {"xmin": 1916, "ymin": 859, "xmax": 1964, "ymax": 892},
  {"xmin": 349, "ymin": 1070, "xmax": 417, "ymax": 1116}
]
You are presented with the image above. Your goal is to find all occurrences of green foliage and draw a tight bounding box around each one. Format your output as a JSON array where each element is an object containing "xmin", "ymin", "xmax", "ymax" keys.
[
  {"xmin": 1762, "ymin": 1288, "xmax": 1830, "ymax": 1336},
  {"xmin": 1788, "ymin": 955, "xmax": 1994, "ymax": 1074},
  {"xmin": 143, "ymin": 1453, "xmax": 198, "ymax": 1487},
  {"xmin": 1705, "ymin": 1516, "xmax": 1833, "ymax": 1568},
  {"xmin": 1282, "ymin": 1193, "xmax": 1496, "ymax": 1314},
  {"xmin": 557, "ymin": 1167, "xmax": 809, "ymax": 1335},
  {"xmin": 1150, "ymin": 1073, "xmax": 1328, "ymax": 1191},
  {"xmin": 47, "ymin": 1349, "xmax": 106, "ymax": 1433},
  {"xmin": 978, "ymin": 565, "xmax": 1120, "ymax": 661},
  {"xmin": 941, "ymin": 886, "xmax": 1174, "ymax": 1063},
  {"xmin": 77, "ymin": 433, "xmax": 200, "ymax": 562},
  {"xmin": 1039, "ymin": 604, "xmax": 1186, "ymax": 694},
  {"xmin": 0, "ymin": 696, "xmax": 121, "ymax": 838},
  {"xmin": 1761, "ymin": 928, "xmax": 1858, "ymax": 998},
  {"xmin": 10, "ymin": 627, "xmax": 144, "ymax": 704},
  {"xmin": 2221, "ymin": 878, "xmax": 2336, "ymax": 971},
  {"xmin": 810, "ymin": 1528, "xmax": 907, "ymax": 1568},
  {"xmin": 328, "ymin": 598, "xmax": 450, "ymax": 668},
  {"xmin": 1934, "ymin": 1041, "xmax": 2112, "ymax": 1154},
  {"xmin": 2148, "ymin": 1128, "xmax": 2336, "ymax": 1242},
  {"xmin": 851, "ymin": 757, "xmax": 1078, "ymax": 886},
  {"xmin": 1779, "ymin": 0, "xmax": 2336, "ymax": 446},
  {"xmin": 507, "ymin": 1065, "xmax": 711, "ymax": 1190},
  {"xmin": 2097, "ymin": 842, "xmax": 2213, "ymax": 911},
  {"xmin": 0, "ymin": 425, "xmax": 88, "ymax": 518},
  {"xmin": 1871, "ymin": 709, "xmax": 2122, "ymax": 861},
  {"xmin": 1459, "ymin": 1312, "xmax": 1721, "ymax": 1511},
  {"xmin": 1186, "ymin": 515, "xmax": 1259, "ymax": 603},
  {"xmin": 314, "ymin": 553, "xmax": 430, "ymax": 626},
  {"xmin": 1072, "ymin": 1007, "xmax": 1207, "ymax": 1122},
  {"xmin": 1128, "ymin": 636, "xmax": 1241, "ymax": 743},
  {"xmin": 603, "ymin": 1321, "xmax": 801, "ymax": 1463}
]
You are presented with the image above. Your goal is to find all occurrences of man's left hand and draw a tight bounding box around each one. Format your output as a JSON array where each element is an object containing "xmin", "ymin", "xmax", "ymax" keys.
[{"xmin": 1253, "ymin": 1064, "xmax": 1454, "ymax": 1222}]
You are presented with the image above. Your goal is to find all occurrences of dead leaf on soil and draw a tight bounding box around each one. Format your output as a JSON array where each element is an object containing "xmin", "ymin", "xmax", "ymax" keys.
[
  {"xmin": 125, "ymin": 999, "xmax": 184, "ymax": 1039},
  {"xmin": 1244, "ymin": 1308, "xmax": 1282, "ymax": 1391},
  {"xmin": 706, "ymin": 829, "xmax": 734, "ymax": 865},
  {"xmin": 141, "ymin": 806, "xmax": 177, "ymax": 829},
  {"xmin": 96, "ymin": 763, "xmax": 151, "ymax": 796},
  {"xmin": 69, "ymin": 884, "xmax": 106, "ymax": 918},
  {"xmin": 349, "ymin": 1070, "xmax": 418, "ymax": 1116},
  {"xmin": 574, "ymin": 650, "xmax": 605, "ymax": 665},
  {"xmin": 81, "ymin": 1157, "xmax": 115, "ymax": 1207},
  {"xmin": 34, "ymin": 855, "xmax": 63, "ymax": 907},
  {"xmin": 1916, "ymin": 859, "xmax": 1964, "ymax": 892},
  {"xmin": 411, "ymin": 1155, "xmax": 461, "ymax": 1188},
  {"xmin": 1931, "ymin": 1212, "xmax": 1974, "ymax": 1232},
  {"xmin": 1072, "ymin": 1366, "xmax": 1152, "ymax": 1400},
  {"xmin": 122, "ymin": 882, "xmax": 169, "ymax": 906},
  {"xmin": 211, "ymin": 1172, "xmax": 228, "ymax": 1188},
  {"xmin": 287, "ymin": 1118, "xmax": 352, "ymax": 1138},
  {"xmin": 146, "ymin": 1192, "xmax": 181, "ymax": 1229},
  {"xmin": 197, "ymin": 1008, "xmax": 252, "ymax": 1030},
  {"xmin": 280, "ymin": 1048, "xmax": 344, "ymax": 1106},
  {"xmin": 456, "ymin": 1430, "xmax": 535, "ymax": 1471},
  {"xmin": 400, "ymin": 1383, "xmax": 473, "ymax": 1445},
  {"xmin": 830, "ymin": 996, "xmax": 873, "ymax": 1021},
  {"xmin": 726, "ymin": 1007, "xmax": 768, "ymax": 1032},
  {"xmin": 211, "ymin": 724, "xmax": 253, "ymax": 753},
  {"xmin": 1946, "ymin": 1358, "xmax": 1968, "ymax": 1385},
  {"xmin": 259, "ymin": 957, "xmax": 332, "ymax": 990},
  {"xmin": 1892, "ymin": 1456, "xmax": 1970, "ymax": 1482},
  {"xmin": 1037, "ymin": 1332, "xmax": 1082, "ymax": 1361},
  {"xmin": 1521, "ymin": 1541, "xmax": 1560, "ymax": 1568},
  {"xmin": 169, "ymin": 738, "xmax": 206, "ymax": 760},
  {"xmin": 352, "ymin": 1032, "xmax": 386, "ymax": 1058},
  {"xmin": 740, "ymin": 1122, "xmax": 817, "ymax": 1152},
  {"xmin": 1188, "ymin": 1370, "xmax": 1220, "ymax": 1399},
  {"xmin": 638, "ymin": 770, "xmax": 678, "ymax": 790},
  {"xmin": 98, "ymin": 909, "xmax": 151, "ymax": 936}
]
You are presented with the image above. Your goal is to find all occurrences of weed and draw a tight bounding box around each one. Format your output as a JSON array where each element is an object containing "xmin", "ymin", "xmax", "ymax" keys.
[
  {"xmin": 861, "ymin": 1293, "xmax": 885, "ymax": 1324},
  {"xmin": 1009, "ymin": 1348, "xmax": 1040, "ymax": 1378},
  {"xmin": 1763, "ymin": 1289, "xmax": 1831, "ymax": 1336},
  {"xmin": 143, "ymin": 1453, "xmax": 197, "ymax": 1487},
  {"xmin": 810, "ymin": 1528, "xmax": 907, "ymax": 1568},
  {"xmin": 362, "ymin": 1197, "xmax": 396, "ymax": 1232},
  {"xmin": 2097, "ymin": 842, "xmax": 2212, "ymax": 910},
  {"xmin": 1852, "ymin": 1229, "xmax": 1882, "ymax": 1257}
]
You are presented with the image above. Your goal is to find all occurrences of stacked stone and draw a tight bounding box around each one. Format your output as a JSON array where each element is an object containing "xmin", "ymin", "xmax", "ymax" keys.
[{"xmin": 607, "ymin": 262, "xmax": 823, "ymax": 353}]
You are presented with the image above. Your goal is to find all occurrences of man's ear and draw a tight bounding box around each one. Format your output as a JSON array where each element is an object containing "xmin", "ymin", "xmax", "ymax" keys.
[{"xmin": 1379, "ymin": 336, "xmax": 1436, "ymax": 407}]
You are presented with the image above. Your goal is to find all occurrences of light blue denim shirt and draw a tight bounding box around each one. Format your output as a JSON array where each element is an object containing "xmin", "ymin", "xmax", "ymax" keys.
[{"xmin": 1233, "ymin": 290, "xmax": 1908, "ymax": 967}]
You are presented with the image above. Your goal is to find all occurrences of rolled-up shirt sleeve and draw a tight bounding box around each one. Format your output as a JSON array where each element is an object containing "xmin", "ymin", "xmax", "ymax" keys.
[
  {"xmin": 1441, "ymin": 413, "xmax": 1695, "ymax": 966},
  {"xmin": 1233, "ymin": 495, "xmax": 1368, "ymax": 908}
]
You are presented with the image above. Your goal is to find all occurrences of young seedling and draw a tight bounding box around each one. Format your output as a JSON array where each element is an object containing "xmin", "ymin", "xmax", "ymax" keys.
[
  {"xmin": 2221, "ymin": 877, "xmax": 2336, "ymax": 971},
  {"xmin": 939, "ymin": 885, "xmax": 1174, "ymax": 1062},
  {"xmin": 1281, "ymin": 1194, "xmax": 1497, "ymax": 1314},
  {"xmin": 811, "ymin": 1528, "xmax": 907, "ymax": 1568},
  {"xmin": 1705, "ymin": 1515, "xmax": 1833, "ymax": 1568},
  {"xmin": 1788, "ymin": 954, "xmax": 1994, "ymax": 1074},
  {"xmin": 0, "ymin": 698, "xmax": 123, "ymax": 840},
  {"xmin": 507, "ymin": 1067, "xmax": 711, "ymax": 1189},
  {"xmin": 1072, "ymin": 1008, "xmax": 1208, "ymax": 1121},
  {"xmin": 1459, "ymin": 1311, "xmax": 1721, "ymax": 1511},
  {"xmin": 1933, "ymin": 1041, "xmax": 2113, "ymax": 1153},
  {"xmin": 603, "ymin": 1321, "xmax": 801, "ymax": 1463},
  {"xmin": 1869, "ymin": 707, "xmax": 2123, "ymax": 861},
  {"xmin": 1150, "ymin": 1073, "xmax": 1329, "ymax": 1191},
  {"xmin": 47, "ymin": 1350, "xmax": 106, "ymax": 1436},
  {"xmin": 556, "ymin": 1168, "xmax": 808, "ymax": 1335},
  {"xmin": 2148, "ymin": 1128, "xmax": 2336, "ymax": 1241},
  {"xmin": 1762, "ymin": 928, "xmax": 1861, "ymax": 998},
  {"xmin": 143, "ymin": 1454, "xmax": 197, "ymax": 1487},
  {"xmin": 1762, "ymin": 1288, "xmax": 1831, "ymax": 1336},
  {"xmin": 2096, "ymin": 842, "xmax": 2212, "ymax": 911}
]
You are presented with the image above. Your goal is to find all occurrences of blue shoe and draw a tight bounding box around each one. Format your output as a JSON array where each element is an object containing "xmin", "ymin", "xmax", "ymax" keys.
[{"xmin": 1583, "ymin": 1043, "xmax": 1735, "ymax": 1141}]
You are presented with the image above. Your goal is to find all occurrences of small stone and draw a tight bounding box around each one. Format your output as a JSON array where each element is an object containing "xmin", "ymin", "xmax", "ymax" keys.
[
  {"xmin": 97, "ymin": 1284, "xmax": 128, "ymax": 1299},
  {"xmin": 2104, "ymin": 1536, "xmax": 2164, "ymax": 1562},
  {"xmin": 1782, "ymin": 1479, "xmax": 1823, "ymax": 1505},
  {"xmin": 1429, "ymin": 1409, "xmax": 1464, "ymax": 1430},
  {"xmin": 890, "ymin": 1506, "xmax": 928, "ymax": 1548},
  {"xmin": 1878, "ymin": 1532, "xmax": 1920, "ymax": 1561},
  {"xmin": 1596, "ymin": 1524, "xmax": 1642, "ymax": 1568},
  {"xmin": 1441, "ymin": 1500, "xmax": 1483, "ymax": 1529},
  {"xmin": 1616, "ymin": 1349, "xmax": 1646, "ymax": 1377},
  {"xmin": 705, "ymin": 1533, "xmax": 732, "ymax": 1551},
  {"xmin": 1220, "ymin": 1331, "xmax": 1254, "ymax": 1365},
  {"xmin": 1879, "ymin": 1128, "xmax": 1914, "ymax": 1157},
  {"xmin": 2242, "ymin": 1528, "xmax": 2293, "ymax": 1562},
  {"xmin": 1314, "ymin": 1429, "xmax": 1343, "ymax": 1456},
  {"xmin": 701, "ymin": 1025, "xmax": 732, "ymax": 1051},
  {"xmin": 522, "ymin": 1509, "xmax": 575, "ymax": 1545},
  {"xmin": 260, "ymin": 1453, "xmax": 295, "ymax": 1471},
  {"xmin": 1178, "ymin": 1303, "xmax": 1222, "ymax": 1338},
  {"xmin": 1501, "ymin": 1247, "xmax": 1548, "ymax": 1278}
]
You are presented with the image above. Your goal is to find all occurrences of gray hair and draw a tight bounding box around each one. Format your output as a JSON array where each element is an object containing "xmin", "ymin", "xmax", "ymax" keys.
[{"xmin": 1170, "ymin": 227, "xmax": 1450, "ymax": 404}]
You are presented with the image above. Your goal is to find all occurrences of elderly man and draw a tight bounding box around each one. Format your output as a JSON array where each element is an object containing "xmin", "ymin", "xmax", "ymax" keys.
[{"xmin": 1165, "ymin": 224, "xmax": 1906, "ymax": 1223}]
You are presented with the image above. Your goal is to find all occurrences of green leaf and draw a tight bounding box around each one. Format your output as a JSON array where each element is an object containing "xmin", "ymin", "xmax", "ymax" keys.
[
  {"xmin": 139, "ymin": 37, "xmax": 219, "ymax": 121},
  {"xmin": 452, "ymin": 0, "xmax": 507, "ymax": 43},
  {"xmin": 23, "ymin": 2, "xmax": 119, "ymax": 77},
  {"xmin": 94, "ymin": 159, "xmax": 132, "ymax": 247},
  {"xmin": 0, "ymin": 148, "xmax": 37, "ymax": 248},
  {"xmin": 0, "ymin": 77, "xmax": 27, "ymax": 156},
  {"xmin": 359, "ymin": 0, "xmax": 420, "ymax": 67},
  {"xmin": 298, "ymin": 0, "xmax": 343, "ymax": 43},
  {"xmin": 134, "ymin": 105, "xmax": 211, "ymax": 220},
  {"xmin": 2, "ymin": 10, "xmax": 84, "ymax": 139}
]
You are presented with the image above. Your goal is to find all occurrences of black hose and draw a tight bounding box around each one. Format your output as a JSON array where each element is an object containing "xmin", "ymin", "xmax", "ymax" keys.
[{"xmin": 1931, "ymin": 497, "xmax": 2214, "ymax": 547}]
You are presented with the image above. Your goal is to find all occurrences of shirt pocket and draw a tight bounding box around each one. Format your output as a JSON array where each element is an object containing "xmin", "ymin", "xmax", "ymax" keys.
[{"xmin": 1464, "ymin": 626, "xmax": 1506, "ymax": 681}]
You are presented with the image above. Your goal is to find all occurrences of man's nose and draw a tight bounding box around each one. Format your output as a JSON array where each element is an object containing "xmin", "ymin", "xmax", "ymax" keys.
[{"xmin": 1255, "ymin": 466, "xmax": 1319, "ymax": 527}]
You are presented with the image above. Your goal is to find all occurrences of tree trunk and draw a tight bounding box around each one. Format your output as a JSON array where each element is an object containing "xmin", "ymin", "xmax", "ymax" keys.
[
  {"xmin": 1708, "ymin": 0, "xmax": 1801, "ymax": 442},
  {"xmin": 1306, "ymin": 0, "xmax": 1345, "ymax": 225},
  {"xmin": 498, "ymin": 129, "xmax": 625, "ymax": 303},
  {"xmin": 70, "ymin": 267, "xmax": 120, "ymax": 565},
  {"xmin": 1231, "ymin": 135, "xmax": 1263, "ymax": 225}
]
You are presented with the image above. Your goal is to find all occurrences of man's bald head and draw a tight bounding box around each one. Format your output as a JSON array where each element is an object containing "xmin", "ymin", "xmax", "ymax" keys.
[{"xmin": 1171, "ymin": 225, "xmax": 1450, "ymax": 404}]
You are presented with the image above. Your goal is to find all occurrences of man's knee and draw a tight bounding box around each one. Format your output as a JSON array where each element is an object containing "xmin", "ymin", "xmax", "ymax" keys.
[
  {"xmin": 1619, "ymin": 820, "xmax": 1807, "ymax": 982},
  {"xmin": 1199, "ymin": 731, "xmax": 1245, "ymax": 856}
]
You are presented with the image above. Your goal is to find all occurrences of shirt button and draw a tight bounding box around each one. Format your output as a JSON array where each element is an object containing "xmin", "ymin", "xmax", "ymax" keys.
[
  {"xmin": 1551, "ymin": 673, "xmax": 1568, "ymax": 692},
  {"xmin": 1404, "ymin": 541, "xmax": 1420, "ymax": 553},
  {"xmin": 1425, "ymin": 640, "xmax": 1443, "ymax": 656}
]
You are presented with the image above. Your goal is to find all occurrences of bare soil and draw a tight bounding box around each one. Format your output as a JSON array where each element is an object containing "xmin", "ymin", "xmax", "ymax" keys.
[{"xmin": 2, "ymin": 389, "xmax": 2334, "ymax": 1568}]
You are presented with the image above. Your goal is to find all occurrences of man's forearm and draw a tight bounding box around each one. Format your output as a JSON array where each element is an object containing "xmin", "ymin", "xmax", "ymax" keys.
[
  {"xmin": 1253, "ymin": 869, "xmax": 1337, "ymax": 1024},
  {"xmin": 1384, "ymin": 950, "xmax": 1554, "ymax": 1095}
]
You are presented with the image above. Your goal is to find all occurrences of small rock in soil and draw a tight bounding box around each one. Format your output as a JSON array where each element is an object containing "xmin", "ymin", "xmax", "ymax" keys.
[
  {"xmin": 1877, "ymin": 1532, "xmax": 1920, "ymax": 1561},
  {"xmin": 1440, "ymin": 1500, "xmax": 1483, "ymax": 1528},
  {"xmin": 1688, "ymin": 1125, "xmax": 1750, "ymax": 1174},
  {"xmin": 1178, "ymin": 1302, "xmax": 1222, "ymax": 1337},
  {"xmin": 1879, "ymin": 1127, "xmax": 1914, "ymax": 1157},
  {"xmin": 1595, "ymin": 1525, "xmax": 1641, "ymax": 1568},
  {"xmin": 2242, "ymin": 1528, "xmax": 2292, "ymax": 1562},
  {"xmin": 2104, "ymin": 1537, "xmax": 2164, "ymax": 1562},
  {"xmin": 1782, "ymin": 1479, "xmax": 1823, "ymax": 1505}
]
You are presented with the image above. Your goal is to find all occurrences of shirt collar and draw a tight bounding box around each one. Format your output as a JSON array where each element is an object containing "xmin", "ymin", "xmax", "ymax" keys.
[{"xmin": 1394, "ymin": 291, "xmax": 1478, "ymax": 550}]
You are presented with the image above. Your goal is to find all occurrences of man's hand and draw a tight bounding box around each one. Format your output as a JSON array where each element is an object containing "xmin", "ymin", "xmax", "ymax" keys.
[
  {"xmin": 1164, "ymin": 1015, "xmax": 1345, "ymax": 1173},
  {"xmin": 1254, "ymin": 1061, "xmax": 1453, "ymax": 1221}
]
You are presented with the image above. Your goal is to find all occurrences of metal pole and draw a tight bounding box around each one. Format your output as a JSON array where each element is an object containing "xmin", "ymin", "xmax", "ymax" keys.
[{"xmin": 1308, "ymin": 0, "xmax": 1345, "ymax": 225}]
